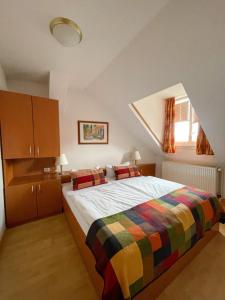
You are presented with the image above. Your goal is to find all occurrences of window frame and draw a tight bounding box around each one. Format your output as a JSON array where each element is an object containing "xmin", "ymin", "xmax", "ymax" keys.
[{"xmin": 174, "ymin": 97, "xmax": 198, "ymax": 147}]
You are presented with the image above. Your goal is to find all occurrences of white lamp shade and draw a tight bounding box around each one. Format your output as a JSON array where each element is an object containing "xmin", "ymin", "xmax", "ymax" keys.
[
  {"xmin": 133, "ymin": 150, "xmax": 141, "ymax": 161},
  {"xmin": 56, "ymin": 153, "xmax": 68, "ymax": 166}
]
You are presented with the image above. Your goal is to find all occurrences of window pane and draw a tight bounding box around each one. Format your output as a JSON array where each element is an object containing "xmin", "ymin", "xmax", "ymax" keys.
[
  {"xmin": 175, "ymin": 100, "xmax": 189, "ymax": 122},
  {"xmin": 192, "ymin": 122, "xmax": 199, "ymax": 142},
  {"xmin": 175, "ymin": 121, "xmax": 189, "ymax": 142}
]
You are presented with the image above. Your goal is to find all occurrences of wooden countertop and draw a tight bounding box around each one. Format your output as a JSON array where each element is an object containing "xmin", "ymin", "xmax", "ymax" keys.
[{"xmin": 8, "ymin": 173, "xmax": 60, "ymax": 186}]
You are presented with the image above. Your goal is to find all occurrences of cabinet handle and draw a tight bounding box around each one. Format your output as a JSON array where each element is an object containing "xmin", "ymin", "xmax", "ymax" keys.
[
  {"xmin": 38, "ymin": 184, "xmax": 41, "ymax": 192},
  {"xmin": 31, "ymin": 185, "xmax": 34, "ymax": 193},
  {"xmin": 37, "ymin": 146, "xmax": 40, "ymax": 157},
  {"xmin": 29, "ymin": 146, "xmax": 32, "ymax": 156}
]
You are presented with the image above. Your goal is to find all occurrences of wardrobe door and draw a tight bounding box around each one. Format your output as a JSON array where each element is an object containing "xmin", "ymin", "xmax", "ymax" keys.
[
  {"xmin": 32, "ymin": 97, "xmax": 60, "ymax": 158},
  {"xmin": 0, "ymin": 91, "xmax": 34, "ymax": 158},
  {"xmin": 36, "ymin": 179, "xmax": 62, "ymax": 218},
  {"xmin": 5, "ymin": 183, "xmax": 38, "ymax": 227}
]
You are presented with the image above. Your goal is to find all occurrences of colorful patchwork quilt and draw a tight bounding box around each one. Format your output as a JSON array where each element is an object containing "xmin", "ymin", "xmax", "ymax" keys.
[{"xmin": 86, "ymin": 186, "xmax": 220, "ymax": 300}]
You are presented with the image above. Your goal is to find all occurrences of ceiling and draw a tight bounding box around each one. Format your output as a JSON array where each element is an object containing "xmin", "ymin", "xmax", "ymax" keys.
[
  {"xmin": 87, "ymin": 0, "xmax": 225, "ymax": 164},
  {"xmin": 0, "ymin": 0, "xmax": 168, "ymax": 88}
]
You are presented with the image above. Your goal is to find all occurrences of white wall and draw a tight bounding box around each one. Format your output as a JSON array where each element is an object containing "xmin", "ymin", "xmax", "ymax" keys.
[
  {"xmin": 134, "ymin": 95, "xmax": 165, "ymax": 144},
  {"xmin": 7, "ymin": 73, "xmax": 156, "ymax": 171},
  {"xmin": 7, "ymin": 79, "xmax": 49, "ymax": 97},
  {"xmin": 54, "ymin": 86, "xmax": 156, "ymax": 170},
  {"xmin": 0, "ymin": 64, "xmax": 7, "ymax": 90},
  {"xmin": 165, "ymin": 147, "xmax": 217, "ymax": 166},
  {"xmin": 87, "ymin": 0, "xmax": 225, "ymax": 165},
  {"xmin": 0, "ymin": 63, "xmax": 7, "ymax": 240}
]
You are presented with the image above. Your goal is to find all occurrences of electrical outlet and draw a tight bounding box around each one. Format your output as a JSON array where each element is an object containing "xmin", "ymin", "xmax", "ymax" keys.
[{"xmin": 44, "ymin": 167, "xmax": 51, "ymax": 173}]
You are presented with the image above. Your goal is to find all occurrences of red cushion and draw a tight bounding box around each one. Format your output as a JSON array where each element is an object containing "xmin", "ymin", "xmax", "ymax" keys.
[
  {"xmin": 72, "ymin": 169, "xmax": 107, "ymax": 190},
  {"xmin": 113, "ymin": 165, "xmax": 140, "ymax": 180}
]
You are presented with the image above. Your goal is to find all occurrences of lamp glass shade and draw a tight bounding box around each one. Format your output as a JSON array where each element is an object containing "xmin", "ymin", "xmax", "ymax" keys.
[
  {"xmin": 50, "ymin": 17, "xmax": 82, "ymax": 47},
  {"xmin": 133, "ymin": 150, "xmax": 141, "ymax": 161},
  {"xmin": 53, "ymin": 24, "xmax": 80, "ymax": 46},
  {"xmin": 56, "ymin": 153, "xmax": 68, "ymax": 166}
]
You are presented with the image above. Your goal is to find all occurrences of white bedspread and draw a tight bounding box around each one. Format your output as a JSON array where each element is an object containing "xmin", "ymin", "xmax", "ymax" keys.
[{"xmin": 62, "ymin": 176, "xmax": 183, "ymax": 235}]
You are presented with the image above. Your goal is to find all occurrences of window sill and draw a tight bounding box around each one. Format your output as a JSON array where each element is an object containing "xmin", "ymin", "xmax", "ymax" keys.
[{"xmin": 175, "ymin": 144, "xmax": 196, "ymax": 150}]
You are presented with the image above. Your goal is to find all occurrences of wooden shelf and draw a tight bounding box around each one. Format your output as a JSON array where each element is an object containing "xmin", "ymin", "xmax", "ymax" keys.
[{"xmin": 8, "ymin": 173, "xmax": 60, "ymax": 186}]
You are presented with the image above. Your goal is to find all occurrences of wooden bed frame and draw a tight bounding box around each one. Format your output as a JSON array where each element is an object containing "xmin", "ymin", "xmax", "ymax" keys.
[{"xmin": 63, "ymin": 196, "xmax": 219, "ymax": 300}]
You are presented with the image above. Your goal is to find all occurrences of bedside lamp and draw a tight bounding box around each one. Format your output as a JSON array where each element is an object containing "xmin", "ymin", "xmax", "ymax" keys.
[
  {"xmin": 56, "ymin": 153, "xmax": 68, "ymax": 174},
  {"xmin": 133, "ymin": 150, "xmax": 141, "ymax": 165}
]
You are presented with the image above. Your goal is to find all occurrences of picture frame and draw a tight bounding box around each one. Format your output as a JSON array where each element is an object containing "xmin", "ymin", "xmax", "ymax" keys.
[{"xmin": 78, "ymin": 120, "xmax": 109, "ymax": 144}]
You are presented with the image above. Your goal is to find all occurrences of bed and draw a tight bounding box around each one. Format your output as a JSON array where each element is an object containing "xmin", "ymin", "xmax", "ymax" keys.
[{"xmin": 62, "ymin": 175, "xmax": 220, "ymax": 300}]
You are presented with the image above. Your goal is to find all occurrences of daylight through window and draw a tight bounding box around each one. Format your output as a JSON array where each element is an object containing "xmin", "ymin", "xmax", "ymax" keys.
[{"xmin": 174, "ymin": 98, "xmax": 199, "ymax": 145}]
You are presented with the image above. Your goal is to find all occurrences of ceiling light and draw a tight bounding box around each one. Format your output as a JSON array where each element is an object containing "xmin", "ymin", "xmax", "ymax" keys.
[{"xmin": 50, "ymin": 17, "xmax": 82, "ymax": 47}]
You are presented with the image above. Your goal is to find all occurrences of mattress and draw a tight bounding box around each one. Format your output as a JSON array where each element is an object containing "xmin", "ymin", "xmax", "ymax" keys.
[{"xmin": 62, "ymin": 176, "xmax": 183, "ymax": 235}]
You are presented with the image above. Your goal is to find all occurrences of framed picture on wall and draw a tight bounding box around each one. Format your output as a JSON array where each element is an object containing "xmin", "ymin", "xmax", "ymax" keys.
[{"xmin": 78, "ymin": 120, "xmax": 109, "ymax": 144}]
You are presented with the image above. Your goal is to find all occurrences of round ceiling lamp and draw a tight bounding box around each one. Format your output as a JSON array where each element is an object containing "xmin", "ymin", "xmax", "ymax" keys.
[{"xmin": 50, "ymin": 17, "xmax": 82, "ymax": 47}]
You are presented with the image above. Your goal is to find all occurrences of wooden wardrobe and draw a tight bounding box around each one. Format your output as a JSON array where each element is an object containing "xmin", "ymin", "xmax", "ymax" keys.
[{"xmin": 0, "ymin": 90, "xmax": 62, "ymax": 227}]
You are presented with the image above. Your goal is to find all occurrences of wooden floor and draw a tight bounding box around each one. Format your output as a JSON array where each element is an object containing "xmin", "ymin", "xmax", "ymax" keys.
[
  {"xmin": 0, "ymin": 214, "xmax": 225, "ymax": 300},
  {"xmin": 0, "ymin": 214, "xmax": 98, "ymax": 300},
  {"xmin": 157, "ymin": 225, "xmax": 225, "ymax": 300}
]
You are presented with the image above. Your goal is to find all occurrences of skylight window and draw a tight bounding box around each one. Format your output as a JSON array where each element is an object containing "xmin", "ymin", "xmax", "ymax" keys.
[
  {"xmin": 130, "ymin": 83, "xmax": 203, "ymax": 151},
  {"xmin": 175, "ymin": 98, "xmax": 199, "ymax": 145}
]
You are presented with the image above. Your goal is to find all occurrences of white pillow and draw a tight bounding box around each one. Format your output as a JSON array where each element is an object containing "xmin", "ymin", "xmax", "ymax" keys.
[
  {"xmin": 120, "ymin": 161, "xmax": 131, "ymax": 166},
  {"xmin": 106, "ymin": 164, "xmax": 115, "ymax": 178}
]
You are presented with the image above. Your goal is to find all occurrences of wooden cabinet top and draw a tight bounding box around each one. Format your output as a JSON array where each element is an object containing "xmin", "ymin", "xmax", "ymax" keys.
[
  {"xmin": 0, "ymin": 89, "xmax": 59, "ymax": 102},
  {"xmin": 8, "ymin": 174, "xmax": 61, "ymax": 187}
]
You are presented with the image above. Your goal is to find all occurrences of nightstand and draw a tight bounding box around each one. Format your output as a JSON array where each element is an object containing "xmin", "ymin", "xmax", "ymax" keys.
[
  {"xmin": 137, "ymin": 163, "xmax": 156, "ymax": 177},
  {"xmin": 58, "ymin": 171, "xmax": 71, "ymax": 184}
]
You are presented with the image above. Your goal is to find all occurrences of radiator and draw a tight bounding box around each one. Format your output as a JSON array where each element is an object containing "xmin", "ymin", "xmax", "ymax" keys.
[{"xmin": 162, "ymin": 161, "xmax": 218, "ymax": 195}]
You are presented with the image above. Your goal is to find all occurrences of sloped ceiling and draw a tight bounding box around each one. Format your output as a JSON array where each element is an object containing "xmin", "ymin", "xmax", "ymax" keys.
[
  {"xmin": 0, "ymin": 0, "xmax": 168, "ymax": 88},
  {"xmin": 87, "ymin": 0, "xmax": 225, "ymax": 163},
  {"xmin": 1, "ymin": 0, "xmax": 225, "ymax": 163}
]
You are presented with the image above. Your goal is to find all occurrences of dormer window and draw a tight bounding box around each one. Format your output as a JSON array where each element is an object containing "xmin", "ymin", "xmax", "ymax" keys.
[
  {"xmin": 130, "ymin": 83, "xmax": 213, "ymax": 155},
  {"xmin": 175, "ymin": 98, "xmax": 199, "ymax": 146}
]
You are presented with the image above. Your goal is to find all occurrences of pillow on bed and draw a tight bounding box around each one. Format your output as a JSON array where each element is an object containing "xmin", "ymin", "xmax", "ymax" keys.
[
  {"xmin": 71, "ymin": 169, "xmax": 107, "ymax": 190},
  {"xmin": 106, "ymin": 162, "xmax": 131, "ymax": 179},
  {"xmin": 113, "ymin": 165, "xmax": 140, "ymax": 180}
]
